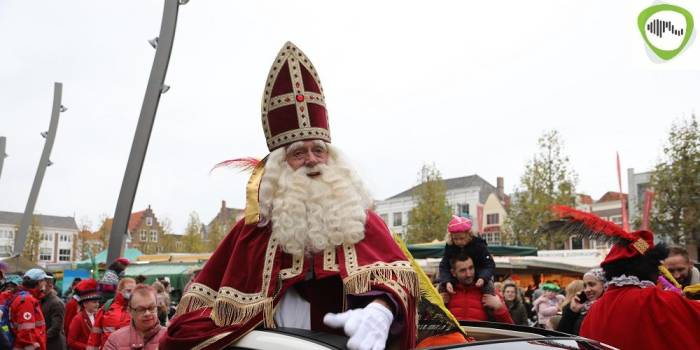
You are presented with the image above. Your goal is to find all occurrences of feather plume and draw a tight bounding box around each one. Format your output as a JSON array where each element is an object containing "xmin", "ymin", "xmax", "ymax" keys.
[
  {"xmin": 537, "ymin": 205, "xmax": 637, "ymax": 245},
  {"xmin": 210, "ymin": 157, "xmax": 261, "ymax": 173}
]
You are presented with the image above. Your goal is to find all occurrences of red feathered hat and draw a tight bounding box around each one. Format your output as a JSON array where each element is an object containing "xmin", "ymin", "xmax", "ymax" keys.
[
  {"xmin": 261, "ymin": 41, "xmax": 330, "ymax": 151},
  {"xmin": 541, "ymin": 206, "xmax": 653, "ymax": 265},
  {"xmin": 75, "ymin": 279, "xmax": 101, "ymax": 303}
]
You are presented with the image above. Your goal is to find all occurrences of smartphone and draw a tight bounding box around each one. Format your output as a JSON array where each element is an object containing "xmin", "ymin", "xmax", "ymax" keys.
[{"xmin": 577, "ymin": 291, "xmax": 588, "ymax": 303}]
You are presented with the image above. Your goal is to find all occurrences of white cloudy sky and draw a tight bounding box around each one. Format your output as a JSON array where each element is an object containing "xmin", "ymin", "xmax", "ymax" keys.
[{"xmin": 1, "ymin": 0, "xmax": 699, "ymax": 233}]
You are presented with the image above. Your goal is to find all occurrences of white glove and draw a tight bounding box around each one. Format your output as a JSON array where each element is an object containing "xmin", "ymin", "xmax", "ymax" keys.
[{"xmin": 323, "ymin": 302, "xmax": 393, "ymax": 350}]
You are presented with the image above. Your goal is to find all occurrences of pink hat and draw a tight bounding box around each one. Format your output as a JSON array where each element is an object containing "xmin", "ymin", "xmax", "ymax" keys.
[{"xmin": 448, "ymin": 215, "xmax": 472, "ymax": 234}]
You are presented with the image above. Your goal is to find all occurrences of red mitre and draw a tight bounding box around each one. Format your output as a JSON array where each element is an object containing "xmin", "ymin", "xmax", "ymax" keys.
[{"xmin": 261, "ymin": 41, "xmax": 330, "ymax": 151}]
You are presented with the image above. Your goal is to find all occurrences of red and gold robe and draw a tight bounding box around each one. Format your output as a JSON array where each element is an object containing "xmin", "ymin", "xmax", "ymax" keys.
[
  {"xmin": 580, "ymin": 285, "xmax": 700, "ymax": 349},
  {"xmin": 160, "ymin": 211, "xmax": 418, "ymax": 350}
]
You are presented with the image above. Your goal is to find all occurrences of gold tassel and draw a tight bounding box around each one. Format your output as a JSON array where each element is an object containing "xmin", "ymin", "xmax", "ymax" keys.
[
  {"xmin": 174, "ymin": 293, "xmax": 212, "ymax": 317},
  {"xmin": 343, "ymin": 267, "xmax": 419, "ymax": 302},
  {"xmin": 210, "ymin": 296, "xmax": 275, "ymax": 327}
]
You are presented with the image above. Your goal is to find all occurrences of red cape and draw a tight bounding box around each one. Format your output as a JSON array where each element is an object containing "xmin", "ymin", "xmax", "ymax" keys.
[
  {"xmin": 161, "ymin": 211, "xmax": 418, "ymax": 350},
  {"xmin": 580, "ymin": 285, "xmax": 700, "ymax": 349}
]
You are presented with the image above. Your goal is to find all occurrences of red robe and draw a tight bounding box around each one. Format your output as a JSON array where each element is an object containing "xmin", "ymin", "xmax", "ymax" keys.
[
  {"xmin": 161, "ymin": 211, "xmax": 418, "ymax": 350},
  {"xmin": 68, "ymin": 310, "xmax": 93, "ymax": 350},
  {"xmin": 64, "ymin": 297, "xmax": 79, "ymax": 339},
  {"xmin": 580, "ymin": 285, "xmax": 700, "ymax": 349}
]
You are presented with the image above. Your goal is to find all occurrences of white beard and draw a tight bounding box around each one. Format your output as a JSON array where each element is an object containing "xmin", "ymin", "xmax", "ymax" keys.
[{"xmin": 259, "ymin": 146, "xmax": 371, "ymax": 256}]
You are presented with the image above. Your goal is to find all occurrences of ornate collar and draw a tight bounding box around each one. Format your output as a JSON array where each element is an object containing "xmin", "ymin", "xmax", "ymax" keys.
[{"xmin": 607, "ymin": 274, "xmax": 656, "ymax": 289}]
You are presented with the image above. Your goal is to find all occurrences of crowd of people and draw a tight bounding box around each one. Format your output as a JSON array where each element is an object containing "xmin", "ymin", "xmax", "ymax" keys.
[
  {"xmin": 0, "ymin": 258, "xmax": 174, "ymax": 350},
  {"xmin": 4, "ymin": 42, "xmax": 700, "ymax": 350},
  {"xmin": 434, "ymin": 211, "xmax": 700, "ymax": 349}
]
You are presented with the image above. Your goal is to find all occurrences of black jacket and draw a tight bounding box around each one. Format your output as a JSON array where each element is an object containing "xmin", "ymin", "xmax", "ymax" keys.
[
  {"xmin": 506, "ymin": 300, "xmax": 530, "ymax": 326},
  {"xmin": 556, "ymin": 303, "xmax": 586, "ymax": 335},
  {"xmin": 438, "ymin": 237, "xmax": 495, "ymax": 285}
]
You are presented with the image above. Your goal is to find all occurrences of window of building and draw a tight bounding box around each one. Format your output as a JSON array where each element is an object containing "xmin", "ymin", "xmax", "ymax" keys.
[
  {"xmin": 380, "ymin": 214, "xmax": 388, "ymax": 224},
  {"xmin": 609, "ymin": 215, "xmax": 622, "ymax": 225},
  {"xmin": 0, "ymin": 245, "xmax": 11, "ymax": 255},
  {"xmin": 483, "ymin": 232, "xmax": 501, "ymax": 245},
  {"xmin": 176, "ymin": 241, "xmax": 183, "ymax": 249},
  {"xmin": 571, "ymin": 236, "xmax": 583, "ymax": 250},
  {"xmin": 486, "ymin": 213, "xmax": 499, "ymax": 225},
  {"xmin": 458, "ymin": 204, "xmax": 470, "ymax": 216},
  {"xmin": 406, "ymin": 211, "xmax": 412, "ymax": 225},
  {"xmin": 146, "ymin": 217, "xmax": 153, "ymax": 227},
  {"xmin": 59, "ymin": 249, "xmax": 71, "ymax": 261},
  {"xmin": 393, "ymin": 212, "xmax": 402, "ymax": 227},
  {"xmin": 150, "ymin": 230, "xmax": 158, "ymax": 242},
  {"xmin": 140, "ymin": 230, "xmax": 147, "ymax": 241},
  {"xmin": 43, "ymin": 233, "xmax": 52, "ymax": 241},
  {"xmin": 39, "ymin": 248, "xmax": 52, "ymax": 261}
]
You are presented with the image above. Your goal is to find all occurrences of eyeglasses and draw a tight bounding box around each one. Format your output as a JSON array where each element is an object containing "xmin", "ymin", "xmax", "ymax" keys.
[
  {"xmin": 129, "ymin": 306, "xmax": 157, "ymax": 315},
  {"xmin": 288, "ymin": 146, "xmax": 328, "ymax": 161}
]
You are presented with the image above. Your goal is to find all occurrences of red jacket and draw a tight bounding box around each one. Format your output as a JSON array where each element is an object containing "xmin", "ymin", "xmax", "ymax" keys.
[
  {"xmin": 447, "ymin": 284, "xmax": 513, "ymax": 324},
  {"xmin": 64, "ymin": 297, "xmax": 79, "ymax": 338},
  {"xmin": 580, "ymin": 285, "xmax": 700, "ymax": 349},
  {"xmin": 68, "ymin": 310, "xmax": 94, "ymax": 350},
  {"xmin": 9, "ymin": 287, "xmax": 47, "ymax": 350},
  {"xmin": 86, "ymin": 294, "xmax": 131, "ymax": 350}
]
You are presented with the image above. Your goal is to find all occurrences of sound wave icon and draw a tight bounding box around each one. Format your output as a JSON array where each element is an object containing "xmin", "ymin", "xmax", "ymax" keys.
[{"xmin": 646, "ymin": 18, "xmax": 685, "ymax": 38}]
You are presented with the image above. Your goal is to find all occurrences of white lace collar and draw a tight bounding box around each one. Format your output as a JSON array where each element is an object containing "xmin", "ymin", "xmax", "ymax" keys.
[{"xmin": 606, "ymin": 274, "xmax": 656, "ymax": 289}]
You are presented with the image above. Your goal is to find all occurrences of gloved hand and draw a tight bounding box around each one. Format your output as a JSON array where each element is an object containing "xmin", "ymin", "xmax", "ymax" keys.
[{"xmin": 323, "ymin": 302, "xmax": 393, "ymax": 350}]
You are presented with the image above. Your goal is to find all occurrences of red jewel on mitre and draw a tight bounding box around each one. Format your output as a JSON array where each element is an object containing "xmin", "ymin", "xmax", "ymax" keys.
[{"xmin": 261, "ymin": 41, "xmax": 330, "ymax": 151}]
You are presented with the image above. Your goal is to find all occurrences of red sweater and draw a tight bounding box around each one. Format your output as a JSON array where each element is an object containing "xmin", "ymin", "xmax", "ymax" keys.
[
  {"xmin": 447, "ymin": 284, "xmax": 513, "ymax": 324},
  {"xmin": 580, "ymin": 285, "xmax": 700, "ymax": 349}
]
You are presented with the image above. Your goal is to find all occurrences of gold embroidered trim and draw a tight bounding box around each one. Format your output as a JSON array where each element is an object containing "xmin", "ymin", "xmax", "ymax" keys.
[
  {"xmin": 342, "ymin": 244, "xmax": 419, "ymax": 310},
  {"xmin": 244, "ymin": 158, "xmax": 266, "ymax": 225},
  {"xmin": 209, "ymin": 237, "xmax": 279, "ymax": 327},
  {"xmin": 267, "ymin": 92, "xmax": 326, "ymax": 111},
  {"xmin": 211, "ymin": 294, "xmax": 275, "ymax": 328},
  {"xmin": 632, "ymin": 238, "xmax": 649, "ymax": 254},
  {"xmin": 261, "ymin": 42, "xmax": 330, "ymax": 150},
  {"xmin": 382, "ymin": 279, "xmax": 409, "ymax": 308},
  {"xmin": 267, "ymin": 127, "xmax": 330, "ymax": 149},
  {"xmin": 174, "ymin": 282, "xmax": 217, "ymax": 316},
  {"xmin": 280, "ymin": 254, "xmax": 304, "ymax": 280},
  {"xmin": 191, "ymin": 331, "xmax": 233, "ymax": 350},
  {"xmin": 323, "ymin": 248, "xmax": 340, "ymax": 272}
]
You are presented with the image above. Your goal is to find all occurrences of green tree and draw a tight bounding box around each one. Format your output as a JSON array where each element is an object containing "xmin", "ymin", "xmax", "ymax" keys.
[
  {"xmin": 22, "ymin": 216, "xmax": 42, "ymax": 262},
  {"xmin": 505, "ymin": 130, "xmax": 577, "ymax": 249},
  {"xmin": 95, "ymin": 214, "xmax": 112, "ymax": 249},
  {"xmin": 182, "ymin": 212, "xmax": 205, "ymax": 253},
  {"xmin": 650, "ymin": 115, "xmax": 700, "ymax": 254},
  {"xmin": 159, "ymin": 218, "xmax": 181, "ymax": 253},
  {"xmin": 406, "ymin": 164, "xmax": 452, "ymax": 243},
  {"xmin": 207, "ymin": 223, "xmax": 225, "ymax": 252}
]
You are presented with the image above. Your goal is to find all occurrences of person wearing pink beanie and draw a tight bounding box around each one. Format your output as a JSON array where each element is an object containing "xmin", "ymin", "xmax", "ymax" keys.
[{"xmin": 439, "ymin": 216, "xmax": 496, "ymax": 298}]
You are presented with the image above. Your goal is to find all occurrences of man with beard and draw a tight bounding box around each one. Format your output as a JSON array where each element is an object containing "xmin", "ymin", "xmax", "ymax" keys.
[
  {"xmin": 161, "ymin": 42, "xmax": 418, "ymax": 350},
  {"xmin": 443, "ymin": 253, "xmax": 512, "ymax": 324},
  {"xmin": 663, "ymin": 246, "xmax": 700, "ymax": 289}
]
